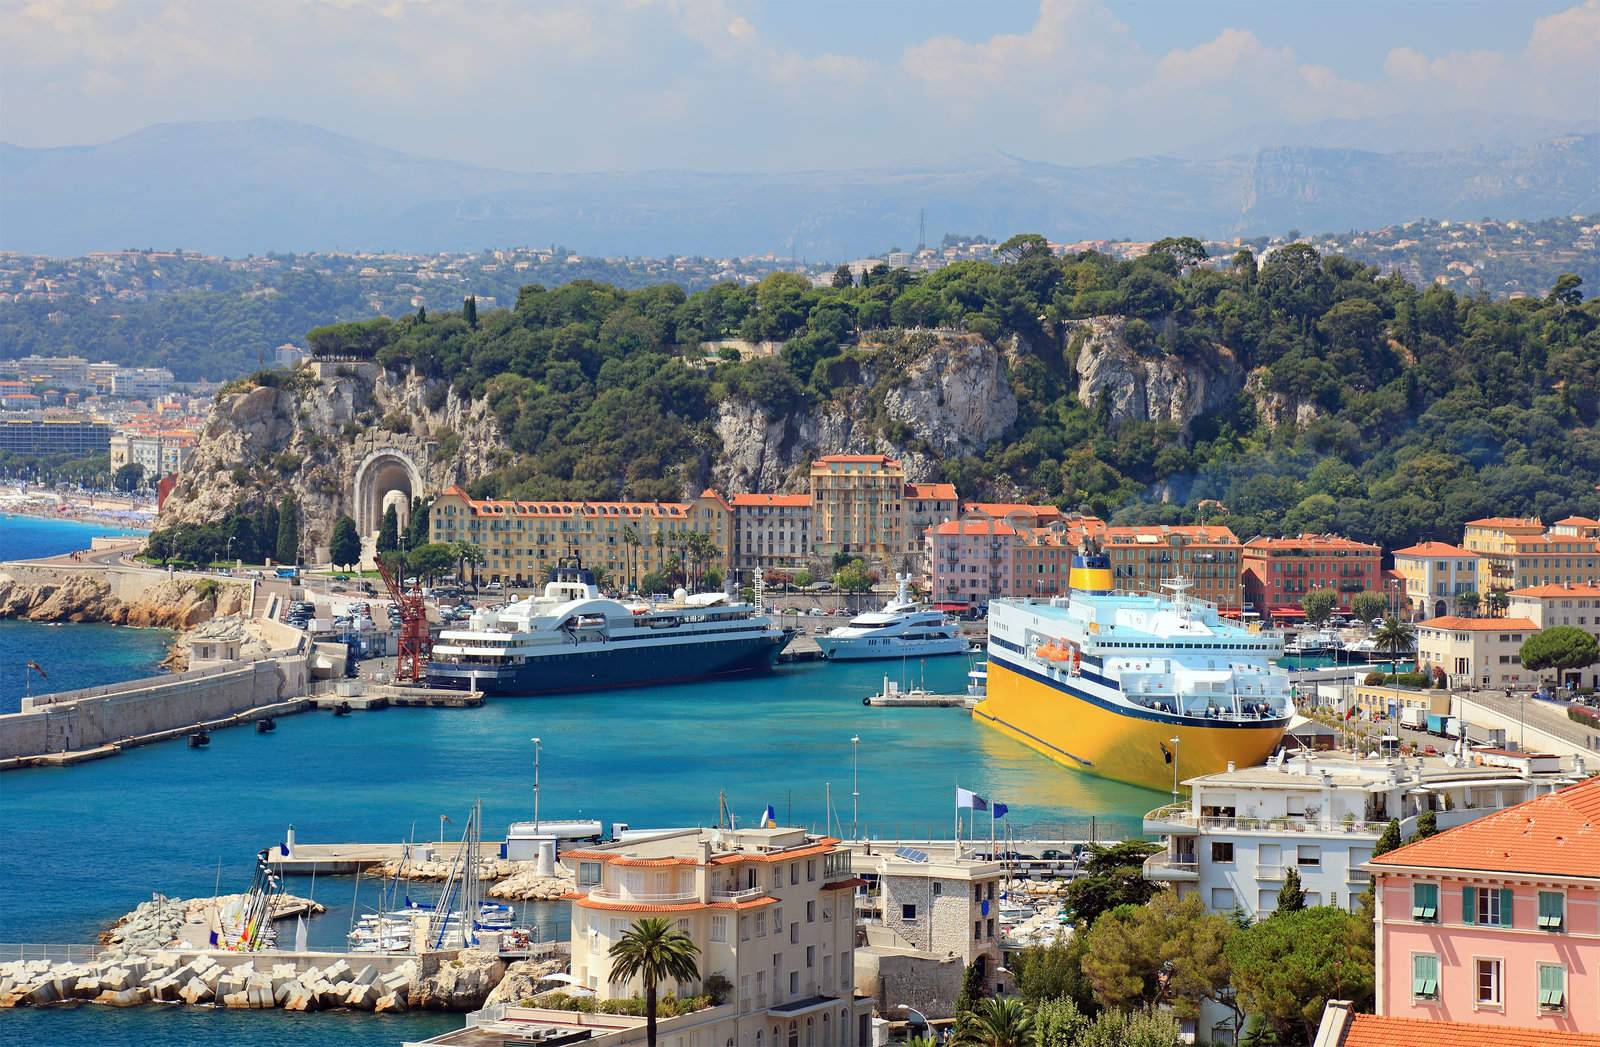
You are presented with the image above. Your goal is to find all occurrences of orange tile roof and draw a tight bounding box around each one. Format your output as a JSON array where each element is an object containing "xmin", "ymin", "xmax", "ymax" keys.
[
  {"xmin": 961, "ymin": 502, "xmax": 1064, "ymax": 519},
  {"xmin": 931, "ymin": 519, "xmax": 1017, "ymax": 537},
  {"xmin": 1393, "ymin": 542, "xmax": 1478, "ymax": 557},
  {"xmin": 813, "ymin": 454, "xmax": 900, "ymax": 466},
  {"xmin": 1556, "ymin": 515, "xmax": 1600, "ymax": 526},
  {"xmin": 1371, "ymin": 774, "xmax": 1600, "ymax": 877},
  {"xmin": 1104, "ymin": 524, "xmax": 1240, "ymax": 544},
  {"xmin": 1341, "ymin": 1014, "xmax": 1600, "ymax": 1047},
  {"xmin": 1243, "ymin": 534, "xmax": 1380, "ymax": 552},
  {"xmin": 1464, "ymin": 516, "xmax": 1544, "ymax": 528},
  {"xmin": 905, "ymin": 482, "xmax": 958, "ymax": 500},
  {"xmin": 729, "ymin": 493, "xmax": 812, "ymax": 507},
  {"xmin": 1416, "ymin": 615, "xmax": 1537, "ymax": 631},
  {"xmin": 1509, "ymin": 583, "xmax": 1600, "ymax": 598}
]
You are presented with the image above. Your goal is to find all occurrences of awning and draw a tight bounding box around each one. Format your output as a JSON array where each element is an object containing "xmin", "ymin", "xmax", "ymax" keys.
[{"xmin": 1272, "ymin": 608, "xmax": 1307, "ymax": 618}]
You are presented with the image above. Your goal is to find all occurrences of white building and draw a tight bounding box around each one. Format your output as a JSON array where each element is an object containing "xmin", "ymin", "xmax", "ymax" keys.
[
  {"xmin": 1507, "ymin": 583, "xmax": 1600, "ymax": 688},
  {"xmin": 1142, "ymin": 751, "xmax": 1589, "ymax": 1044},
  {"xmin": 559, "ymin": 826, "xmax": 871, "ymax": 1047},
  {"xmin": 730, "ymin": 493, "xmax": 814, "ymax": 573},
  {"xmin": 109, "ymin": 366, "xmax": 175, "ymax": 399}
]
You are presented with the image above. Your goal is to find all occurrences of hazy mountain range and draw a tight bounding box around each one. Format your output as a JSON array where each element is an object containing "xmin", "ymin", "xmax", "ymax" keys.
[{"xmin": 3, "ymin": 119, "xmax": 1596, "ymax": 259}]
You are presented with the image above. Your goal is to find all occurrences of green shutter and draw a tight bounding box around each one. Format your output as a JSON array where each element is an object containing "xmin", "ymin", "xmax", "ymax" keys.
[
  {"xmin": 1539, "ymin": 891, "xmax": 1564, "ymax": 929},
  {"xmin": 1539, "ymin": 965, "xmax": 1565, "ymax": 1007},
  {"xmin": 1500, "ymin": 887, "xmax": 1514, "ymax": 927},
  {"xmin": 1412, "ymin": 954, "xmax": 1439, "ymax": 999},
  {"xmin": 1463, "ymin": 885, "xmax": 1475, "ymax": 923}
]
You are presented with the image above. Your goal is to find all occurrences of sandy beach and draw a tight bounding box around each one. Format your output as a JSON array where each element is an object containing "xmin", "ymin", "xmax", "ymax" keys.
[{"xmin": 0, "ymin": 486, "xmax": 156, "ymax": 530}]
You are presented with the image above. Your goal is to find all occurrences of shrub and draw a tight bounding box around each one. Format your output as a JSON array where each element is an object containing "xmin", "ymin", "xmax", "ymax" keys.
[{"xmin": 1570, "ymin": 706, "xmax": 1600, "ymax": 730}]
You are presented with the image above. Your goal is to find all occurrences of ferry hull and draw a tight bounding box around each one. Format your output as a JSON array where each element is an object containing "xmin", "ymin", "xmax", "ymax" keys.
[
  {"xmin": 974, "ymin": 659, "xmax": 1287, "ymax": 792},
  {"xmin": 816, "ymin": 637, "xmax": 970, "ymax": 660},
  {"xmin": 426, "ymin": 633, "xmax": 787, "ymax": 696}
]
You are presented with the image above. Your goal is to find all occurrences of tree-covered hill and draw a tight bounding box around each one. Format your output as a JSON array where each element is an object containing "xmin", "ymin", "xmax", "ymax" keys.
[{"xmin": 295, "ymin": 236, "xmax": 1600, "ymax": 552}]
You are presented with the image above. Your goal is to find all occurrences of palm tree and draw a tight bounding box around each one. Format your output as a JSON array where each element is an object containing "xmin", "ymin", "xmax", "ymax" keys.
[
  {"xmin": 1374, "ymin": 615, "xmax": 1418, "ymax": 727},
  {"xmin": 608, "ymin": 917, "xmax": 701, "ymax": 1047},
  {"xmin": 621, "ymin": 523, "xmax": 640, "ymax": 593},
  {"xmin": 953, "ymin": 996, "xmax": 1034, "ymax": 1047}
]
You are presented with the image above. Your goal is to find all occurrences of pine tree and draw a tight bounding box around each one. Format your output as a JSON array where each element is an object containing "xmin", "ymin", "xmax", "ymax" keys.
[
  {"xmin": 1372, "ymin": 818, "xmax": 1403, "ymax": 857},
  {"xmin": 377, "ymin": 504, "xmax": 400, "ymax": 554},
  {"xmin": 255, "ymin": 503, "xmax": 279, "ymax": 563},
  {"xmin": 415, "ymin": 305, "xmax": 427, "ymax": 323},
  {"xmin": 954, "ymin": 959, "xmax": 986, "ymax": 1016},
  {"xmin": 1276, "ymin": 868, "xmax": 1307, "ymax": 913},
  {"xmin": 274, "ymin": 497, "xmax": 300, "ymax": 565},
  {"xmin": 1415, "ymin": 811, "xmax": 1439, "ymax": 838},
  {"xmin": 330, "ymin": 515, "xmax": 360, "ymax": 570}
]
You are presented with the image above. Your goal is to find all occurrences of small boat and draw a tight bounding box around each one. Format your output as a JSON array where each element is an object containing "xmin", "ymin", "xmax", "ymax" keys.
[
  {"xmin": 255, "ymin": 718, "xmax": 276, "ymax": 734},
  {"xmin": 187, "ymin": 731, "xmax": 210, "ymax": 748}
]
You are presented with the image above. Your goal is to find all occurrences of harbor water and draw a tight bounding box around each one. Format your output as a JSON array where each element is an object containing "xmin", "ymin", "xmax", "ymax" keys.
[{"xmin": 0, "ymin": 516, "xmax": 1163, "ymax": 1046}]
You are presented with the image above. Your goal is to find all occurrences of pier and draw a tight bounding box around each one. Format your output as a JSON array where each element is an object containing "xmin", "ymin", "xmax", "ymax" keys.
[{"xmin": 863, "ymin": 692, "xmax": 975, "ymax": 708}]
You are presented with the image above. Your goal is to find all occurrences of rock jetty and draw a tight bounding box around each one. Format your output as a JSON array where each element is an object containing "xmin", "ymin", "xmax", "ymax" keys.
[
  {"xmin": 366, "ymin": 856, "xmax": 572, "ymax": 901},
  {"xmin": 0, "ymin": 572, "xmax": 248, "ymax": 629},
  {"xmin": 100, "ymin": 892, "xmax": 325, "ymax": 953}
]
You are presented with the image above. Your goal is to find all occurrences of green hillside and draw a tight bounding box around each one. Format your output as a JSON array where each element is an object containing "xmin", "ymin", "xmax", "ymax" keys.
[{"xmin": 299, "ymin": 236, "xmax": 1600, "ymax": 551}]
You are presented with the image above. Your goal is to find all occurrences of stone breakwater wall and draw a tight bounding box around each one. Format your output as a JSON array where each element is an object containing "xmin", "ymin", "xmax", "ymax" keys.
[
  {"xmin": 0, "ymin": 655, "xmax": 309, "ymax": 763},
  {"xmin": 0, "ymin": 948, "xmax": 561, "ymax": 1013}
]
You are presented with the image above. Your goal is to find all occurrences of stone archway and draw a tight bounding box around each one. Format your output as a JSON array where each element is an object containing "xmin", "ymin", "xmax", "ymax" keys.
[{"xmin": 353, "ymin": 448, "xmax": 426, "ymax": 541}]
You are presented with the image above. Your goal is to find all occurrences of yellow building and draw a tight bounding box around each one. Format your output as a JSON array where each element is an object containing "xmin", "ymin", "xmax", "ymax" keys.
[
  {"xmin": 560, "ymin": 827, "xmax": 869, "ymax": 1046},
  {"xmin": 808, "ymin": 454, "xmax": 905, "ymax": 566},
  {"xmin": 1391, "ymin": 541, "xmax": 1481, "ymax": 619},
  {"xmin": 1461, "ymin": 516, "xmax": 1547, "ymax": 588},
  {"xmin": 428, "ymin": 486, "xmax": 731, "ymax": 588}
]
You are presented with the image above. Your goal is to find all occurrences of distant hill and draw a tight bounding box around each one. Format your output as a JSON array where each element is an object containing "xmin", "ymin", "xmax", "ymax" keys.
[{"xmin": 2, "ymin": 119, "xmax": 1596, "ymax": 258}]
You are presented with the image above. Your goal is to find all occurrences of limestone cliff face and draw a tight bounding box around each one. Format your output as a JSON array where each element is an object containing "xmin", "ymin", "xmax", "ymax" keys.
[
  {"xmin": 158, "ymin": 363, "xmax": 505, "ymax": 553},
  {"xmin": 713, "ymin": 330, "xmax": 1018, "ymax": 493},
  {"xmin": 1069, "ymin": 315, "xmax": 1244, "ymax": 434},
  {"xmin": 1244, "ymin": 366, "xmax": 1325, "ymax": 428}
]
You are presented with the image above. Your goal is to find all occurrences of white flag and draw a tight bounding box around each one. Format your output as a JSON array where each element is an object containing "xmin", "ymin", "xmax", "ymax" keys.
[{"xmin": 956, "ymin": 787, "xmax": 988, "ymax": 812}]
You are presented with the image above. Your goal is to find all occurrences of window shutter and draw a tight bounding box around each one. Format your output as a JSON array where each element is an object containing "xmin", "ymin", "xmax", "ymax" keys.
[
  {"xmin": 1500, "ymin": 887, "xmax": 1514, "ymax": 927},
  {"xmin": 1462, "ymin": 885, "xmax": 1475, "ymax": 923}
]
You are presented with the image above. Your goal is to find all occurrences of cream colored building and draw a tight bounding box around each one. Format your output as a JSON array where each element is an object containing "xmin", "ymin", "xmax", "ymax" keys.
[
  {"xmin": 429, "ymin": 486, "xmax": 732, "ymax": 589},
  {"xmin": 1414, "ymin": 615, "xmax": 1538, "ymax": 689},
  {"xmin": 559, "ymin": 827, "xmax": 870, "ymax": 1047},
  {"xmin": 1507, "ymin": 582, "xmax": 1600, "ymax": 688},
  {"xmin": 730, "ymin": 493, "xmax": 813, "ymax": 574},
  {"xmin": 1391, "ymin": 542, "xmax": 1481, "ymax": 620},
  {"xmin": 903, "ymin": 482, "xmax": 959, "ymax": 576},
  {"xmin": 808, "ymin": 455, "xmax": 905, "ymax": 567}
]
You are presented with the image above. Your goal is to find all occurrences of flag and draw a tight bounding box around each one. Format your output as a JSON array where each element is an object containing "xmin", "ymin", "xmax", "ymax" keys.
[
  {"xmin": 25, "ymin": 660, "xmax": 45, "ymax": 679},
  {"xmin": 956, "ymin": 787, "xmax": 988, "ymax": 812},
  {"xmin": 991, "ymin": 802, "xmax": 1009, "ymax": 820},
  {"xmin": 1160, "ymin": 742, "xmax": 1173, "ymax": 765},
  {"xmin": 759, "ymin": 804, "xmax": 777, "ymax": 829}
]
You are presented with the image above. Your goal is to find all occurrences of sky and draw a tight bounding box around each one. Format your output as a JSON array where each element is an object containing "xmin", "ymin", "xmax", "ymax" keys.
[{"xmin": 3, "ymin": 0, "xmax": 1598, "ymax": 172}]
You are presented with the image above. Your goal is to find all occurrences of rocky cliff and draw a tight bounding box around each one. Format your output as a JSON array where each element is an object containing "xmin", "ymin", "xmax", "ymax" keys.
[
  {"xmin": 157, "ymin": 362, "xmax": 505, "ymax": 553},
  {"xmin": 1069, "ymin": 316, "xmax": 1244, "ymax": 434},
  {"xmin": 0, "ymin": 572, "xmax": 247, "ymax": 629},
  {"xmin": 713, "ymin": 329, "xmax": 1019, "ymax": 493}
]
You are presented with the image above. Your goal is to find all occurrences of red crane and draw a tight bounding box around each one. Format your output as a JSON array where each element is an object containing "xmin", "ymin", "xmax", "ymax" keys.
[{"xmin": 377, "ymin": 553, "xmax": 432, "ymax": 684}]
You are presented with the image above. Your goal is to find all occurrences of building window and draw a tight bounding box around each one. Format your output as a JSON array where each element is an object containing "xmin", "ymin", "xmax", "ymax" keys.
[
  {"xmin": 901, "ymin": 904, "xmax": 917, "ymax": 921},
  {"xmin": 756, "ymin": 912, "xmax": 766, "ymax": 937},
  {"xmin": 741, "ymin": 916, "xmax": 751, "ymax": 942},
  {"xmin": 1411, "ymin": 954, "xmax": 1439, "ymax": 1000},
  {"xmin": 974, "ymin": 920, "xmax": 982, "ymax": 941},
  {"xmin": 987, "ymin": 917, "xmax": 995, "ymax": 938},
  {"xmin": 1296, "ymin": 845, "xmax": 1321, "ymax": 868},
  {"xmin": 1538, "ymin": 891, "xmax": 1564, "ymax": 930},
  {"xmin": 806, "ymin": 945, "xmax": 815, "ymax": 968},
  {"xmin": 807, "ymin": 859, "xmax": 816, "ymax": 882},
  {"xmin": 806, "ymin": 901, "xmax": 815, "ymax": 923},
  {"xmin": 932, "ymin": 882, "xmax": 942, "ymax": 897},
  {"xmin": 791, "ymin": 864, "xmax": 799, "ymax": 886},
  {"xmin": 1211, "ymin": 887, "xmax": 1236, "ymax": 910},
  {"xmin": 1411, "ymin": 882, "xmax": 1438, "ymax": 922},
  {"xmin": 790, "ymin": 922, "xmax": 799, "ymax": 944},
  {"xmin": 578, "ymin": 861, "xmax": 602, "ymax": 886},
  {"xmin": 1538, "ymin": 963, "xmax": 1566, "ymax": 1011},
  {"xmin": 1212, "ymin": 841, "xmax": 1235, "ymax": 863},
  {"xmin": 789, "ymin": 972, "xmax": 799, "ymax": 995},
  {"xmin": 710, "ymin": 916, "xmax": 728, "ymax": 943},
  {"xmin": 1475, "ymin": 958, "xmax": 1502, "ymax": 1006},
  {"xmin": 1466, "ymin": 886, "xmax": 1511, "ymax": 927}
]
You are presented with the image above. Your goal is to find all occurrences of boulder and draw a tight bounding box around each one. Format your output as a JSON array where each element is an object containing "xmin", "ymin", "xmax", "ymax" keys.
[
  {"xmin": 100, "ymin": 966, "xmax": 133, "ymax": 991},
  {"xmin": 282, "ymin": 984, "xmax": 317, "ymax": 1011},
  {"xmin": 409, "ymin": 948, "xmax": 506, "ymax": 1010},
  {"xmin": 483, "ymin": 956, "xmax": 568, "ymax": 1008},
  {"xmin": 273, "ymin": 978, "xmax": 302, "ymax": 1006},
  {"xmin": 374, "ymin": 991, "xmax": 408, "ymax": 1013},
  {"xmin": 221, "ymin": 990, "xmax": 252, "ymax": 1009},
  {"xmin": 22, "ymin": 980, "xmax": 60, "ymax": 1006},
  {"xmin": 72, "ymin": 976, "xmax": 102, "ymax": 999},
  {"xmin": 94, "ymin": 987, "xmax": 148, "ymax": 1007},
  {"xmin": 247, "ymin": 982, "xmax": 275, "ymax": 1009},
  {"xmin": 179, "ymin": 977, "xmax": 214, "ymax": 1005},
  {"xmin": 351, "ymin": 963, "xmax": 379, "ymax": 987},
  {"xmin": 344, "ymin": 982, "xmax": 380, "ymax": 1010}
]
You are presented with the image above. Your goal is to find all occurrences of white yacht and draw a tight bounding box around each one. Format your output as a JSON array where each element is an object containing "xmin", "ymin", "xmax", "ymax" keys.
[
  {"xmin": 428, "ymin": 562, "xmax": 789, "ymax": 694},
  {"xmin": 815, "ymin": 575, "xmax": 968, "ymax": 661}
]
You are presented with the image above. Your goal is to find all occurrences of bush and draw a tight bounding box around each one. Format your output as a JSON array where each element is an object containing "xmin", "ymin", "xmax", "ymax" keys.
[{"xmin": 1570, "ymin": 706, "xmax": 1600, "ymax": 730}]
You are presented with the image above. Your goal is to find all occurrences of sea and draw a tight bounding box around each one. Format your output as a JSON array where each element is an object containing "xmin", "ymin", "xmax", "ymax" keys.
[{"xmin": 0, "ymin": 513, "xmax": 1163, "ymax": 1047}]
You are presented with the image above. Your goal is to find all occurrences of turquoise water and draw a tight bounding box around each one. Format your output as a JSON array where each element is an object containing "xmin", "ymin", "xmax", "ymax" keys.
[
  {"xmin": 0, "ymin": 513, "xmax": 1161, "ymax": 1045},
  {"xmin": 0, "ymin": 511, "xmax": 148, "ymax": 557},
  {"xmin": 0, "ymin": 621, "xmax": 174, "ymax": 714}
]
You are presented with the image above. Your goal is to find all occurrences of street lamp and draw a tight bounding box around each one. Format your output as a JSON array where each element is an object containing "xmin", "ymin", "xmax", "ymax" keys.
[
  {"xmin": 1170, "ymin": 736, "xmax": 1182, "ymax": 802},
  {"xmin": 850, "ymin": 735, "xmax": 860, "ymax": 840},
  {"xmin": 531, "ymin": 737, "xmax": 542, "ymax": 830}
]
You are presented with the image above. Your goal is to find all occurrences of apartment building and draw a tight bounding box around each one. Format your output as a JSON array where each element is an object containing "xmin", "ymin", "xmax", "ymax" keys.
[
  {"xmin": 1010, "ymin": 525, "xmax": 1078, "ymax": 599},
  {"xmin": 1105, "ymin": 525, "xmax": 1243, "ymax": 612},
  {"xmin": 429, "ymin": 486, "xmax": 733, "ymax": 588},
  {"xmin": 1144, "ymin": 752, "xmax": 1590, "ymax": 1044},
  {"xmin": 1242, "ymin": 534, "xmax": 1383, "ymax": 621},
  {"xmin": 1415, "ymin": 616, "xmax": 1539, "ymax": 689},
  {"xmin": 808, "ymin": 455, "xmax": 905, "ymax": 566},
  {"xmin": 1507, "ymin": 583, "xmax": 1600, "ymax": 689},
  {"xmin": 730, "ymin": 493, "xmax": 813, "ymax": 573},
  {"xmin": 0, "ymin": 417, "xmax": 111, "ymax": 456},
  {"xmin": 1367, "ymin": 775, "xmax": 1600, "ymax": 1035},
  {"xmin": 1463, "ymin": 517, "xmax": 1569, "ymax": 589},
  {"xmin": 903, "ymin": 481, "xmax": 958, "ymax": 571},
  {"xmin": 1393, "ymin": 542, "xmax": 1482, "ymax": 620},
  {"xmin": 928, "ymin": 518, "xmax": 1016, "ymax": 605},
  {"xmin": 855, "ymin": 848, "xmax": 1005, "ymax": 1017},
  {"xmin": 559, "ymin": 827, "xmax": 871, "ymax": 1047},
  {"xmin": 109, "ymin": 430, "xmax": 196, "ymax": 478}
]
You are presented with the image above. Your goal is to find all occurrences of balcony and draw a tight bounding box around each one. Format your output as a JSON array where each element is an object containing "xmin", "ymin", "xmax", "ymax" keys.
[
  {"xmin": 1256, "ymin": 864, "xmax": 1285, "ymax": 881},
  {"xmin": 1143, "ymin": 853, "xmax": 1199, "ymax": 882},
  {"xmin": 1143, "ymin": 805, "xmax": 1381, "ymax": 836},
  {"xmin": 1142, "ymin": 802, "xmax": 1196, "ymax": 834},
  {"xmin": 582, "ymin": 885, "xmax": 700, "ymax": 904},
  {"xmin": 710, "ymin": 886, "xmax": 767, "ymax": 903}
]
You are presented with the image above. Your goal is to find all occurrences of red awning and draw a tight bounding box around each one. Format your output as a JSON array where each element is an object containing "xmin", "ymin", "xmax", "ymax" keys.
[
  {"xmin": 931, "ymin": 602, "xmax": 970, "ymax": 612},
  {"xmin": 1271, "ymin": 608, "xmax": 1307, "ymax": 618}
]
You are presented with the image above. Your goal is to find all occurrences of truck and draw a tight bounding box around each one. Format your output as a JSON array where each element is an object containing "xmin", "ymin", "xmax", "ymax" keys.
[
  {"xmin": 1400, "ymin": 708, "xmax": 1428, "ymax": 731},
  {"xmin": 1425, "ymin": 712, "xmax": 1449, "ymax": 736},
  {"xmin": 1445, "ymin": 717, "xmax": 1462, "ymax": 738},
  {"xmin": 274, "ymin": 566, "xmax": 300, "ymax": 579},
  {"xmin": 1466, "ymin": 723, "xmax": 1508, "ymax": 748}
]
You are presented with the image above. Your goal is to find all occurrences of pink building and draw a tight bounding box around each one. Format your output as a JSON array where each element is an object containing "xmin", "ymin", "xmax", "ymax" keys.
[
  {"xmin": 1367, "ymin": 775, "xmax": 1600, "ymax": 1036},
  {"xmin": 928, "ymin": 518, "xmax": 1017, "ymax": 605}
]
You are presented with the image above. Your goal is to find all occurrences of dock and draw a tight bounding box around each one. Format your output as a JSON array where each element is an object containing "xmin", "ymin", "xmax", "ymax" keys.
[
  {"xmin": 863, "ymin": 692, "xmax": 976, "ymax": 708},
  {"xmin": 268, "ymin": 840, "xmax": 507, "ymax": 876},
  {"xmin": 310, "ymin": 686, "xmax": 484, "ymax": 712}
]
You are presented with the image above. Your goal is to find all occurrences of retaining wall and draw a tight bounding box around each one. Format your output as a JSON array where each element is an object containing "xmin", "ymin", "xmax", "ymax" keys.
[{"xmin": 0, "ymin": 656, "xmax": 308, "ymax": 760}]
